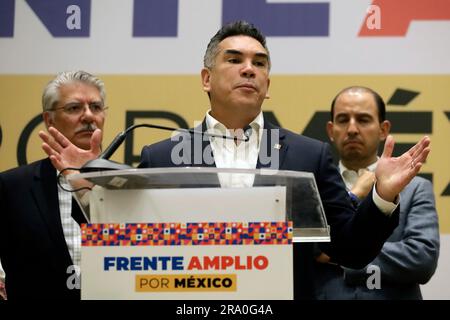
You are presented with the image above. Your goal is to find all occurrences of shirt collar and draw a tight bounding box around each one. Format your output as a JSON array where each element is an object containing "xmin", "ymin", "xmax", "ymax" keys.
[
  {"xmin": 205, "ymin": 110, "xmax": 263, "ymax": 142},
  {"xmin": 339, "ymin": 158, "xmax": 378, "ymax": 176}
]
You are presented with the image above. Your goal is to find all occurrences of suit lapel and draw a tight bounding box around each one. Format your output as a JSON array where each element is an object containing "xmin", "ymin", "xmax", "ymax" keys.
[
  {"xmin": 257, "ymin": 121, "xmax": 288, "ymax": 169},
  {"xmin": 71, "ymin": 199, "xmax": 87, "ymax": 225},
  {"xmin": 30, "ymin": 159, "xmax": 71, "ymax": 256},
  {"xmin": 188, "ymin": 120, "xmax": 216, "ymax": 167}
]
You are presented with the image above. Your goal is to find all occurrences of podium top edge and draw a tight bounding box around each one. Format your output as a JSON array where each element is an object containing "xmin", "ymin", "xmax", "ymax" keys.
[{"xmin": 67, "ymin": 167, "xmax": 316, "ymax": 181}]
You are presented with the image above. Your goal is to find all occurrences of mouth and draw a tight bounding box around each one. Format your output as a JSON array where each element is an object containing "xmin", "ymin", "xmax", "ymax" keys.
[
  {"xmin": 75, "ymin": 129, "xmax": 95, "ymax": 136},
  {"xmin": 344, "ymin": 140, "xmax": 363, "ymax": 147},
  {"xmin": 235, "ymin": 83, "xmax": 257, "ymax": 92}
]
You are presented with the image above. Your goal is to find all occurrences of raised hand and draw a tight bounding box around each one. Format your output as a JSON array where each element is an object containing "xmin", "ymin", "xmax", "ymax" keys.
[
  {"xmin": 375, "ymin": 135, "xmax": 430, "ymax": 202},
  {"xmin": 39, "ymin": 127, "xmax": 102, "ymax": 174}
]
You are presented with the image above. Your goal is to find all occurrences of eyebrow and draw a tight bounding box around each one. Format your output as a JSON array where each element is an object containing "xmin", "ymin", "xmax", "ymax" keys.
[
  {"xmin": 335, "ymin": 112, "xmax": 374, "ymax": 119},
  {"xmin": 62, "ymin": 100, "xmax": 103, "ymax": 107},
  {"xmin": 64, "ymin": 99, "xmax": 103, "ymax": 104},
  {"xmin": 224, "ymin": 49, "xmax": 269, "ymax": 60}
]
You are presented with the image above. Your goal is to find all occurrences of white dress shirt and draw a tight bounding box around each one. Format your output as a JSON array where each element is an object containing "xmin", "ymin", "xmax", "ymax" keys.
[
  {"xmin": 205, "ymin": 110, "xmax": 263, "ymax": 188},
  {"xmin": 340, "ymin": 161, "xmax": 378, "ymax": 191},
  {"xmin": 0, "ymin": 261, "xmax": 4, "ymax": 282},
  {"xmin": 57, "ymin": 174, "xmax": 82, "ymax": 269}
]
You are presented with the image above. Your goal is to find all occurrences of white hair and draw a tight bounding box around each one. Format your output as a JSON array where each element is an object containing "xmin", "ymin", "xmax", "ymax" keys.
[{"xmin": 42, "ymin": 70, "xmax": 106, "ymax": 112}]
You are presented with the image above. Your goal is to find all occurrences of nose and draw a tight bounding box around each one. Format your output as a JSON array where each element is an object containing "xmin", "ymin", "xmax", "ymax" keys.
[
  {"xmin": 240, "ymin": 60, "xmax": 255, "ymax": 78},
  {"xmin": 347, "ymin": 118, "xmax": 359, "ymax": 136},
  {"xmin": 80, "ymin": 104, "xmax": 95, "ymax": 122}
]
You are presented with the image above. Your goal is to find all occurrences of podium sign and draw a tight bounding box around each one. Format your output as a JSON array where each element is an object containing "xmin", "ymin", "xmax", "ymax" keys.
[
  {"xmin": 81, "ymin": 221, "xmax": 293, "ymax": 299},
  {"xmin": 69, "ymin": 168, "xmax": 329, "ymax": 299}
]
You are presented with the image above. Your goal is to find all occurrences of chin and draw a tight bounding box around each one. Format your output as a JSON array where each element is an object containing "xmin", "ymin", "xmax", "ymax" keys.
[
  {"xmin": 74, "ymin": 140, "xmax": 91, "ymax": 151},
  {"xmin": 343, "ymin": 150, "xmax": 363, "ymax": 159},
  {"xmin": 235, "ymin": 99, "xmax": 261, "ymax": 111}
]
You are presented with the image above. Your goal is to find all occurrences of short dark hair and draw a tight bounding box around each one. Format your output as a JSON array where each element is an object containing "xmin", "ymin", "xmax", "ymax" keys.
[
  {"xmin": 203, "ymin": 20, "xmax": 271, "ymax": 70},
  {"xmin": 330, "ymin": 86, "xmax": 386, "ymax": 122}
]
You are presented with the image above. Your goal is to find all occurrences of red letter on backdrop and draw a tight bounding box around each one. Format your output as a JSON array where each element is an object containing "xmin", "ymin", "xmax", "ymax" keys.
[{"xmin": 359, "ymin": 0, "xmax": 450, "ymax": 36}]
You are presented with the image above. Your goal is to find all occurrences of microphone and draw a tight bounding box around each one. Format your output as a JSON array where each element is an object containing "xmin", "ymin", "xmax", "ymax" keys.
[{"xmin": 80, "ymin": 123, "xmax": 252, "ymax": 172}]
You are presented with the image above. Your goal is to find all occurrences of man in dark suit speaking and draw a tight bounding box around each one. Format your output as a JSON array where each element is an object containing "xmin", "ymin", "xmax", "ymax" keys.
[
  {"xmin": 40, "ymin": 22, "xmax": 430, "ymax": 299},
  {"xmin": 0, "ymin": 71, "xmax": 106, "ymax": 299}
]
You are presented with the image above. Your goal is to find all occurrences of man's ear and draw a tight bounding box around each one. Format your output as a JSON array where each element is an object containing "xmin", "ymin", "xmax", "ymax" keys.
[
  {"xmin": 379, "ymin": 120, "xmax": 391, "ymax": 141},
  {"xmin": 265, "ymin": 78, "xmax": 271, "ymax": 99},
  {"xmin": 201, "ymin": 68, "xmax": 211, "ymax": 93},
  {"xmin": 326, "ymin": 121, "xmax": 335, "ymax": 142},
  {"xmin": 43, "ymin": 111, "xmax": 53, "ymax": 129}
]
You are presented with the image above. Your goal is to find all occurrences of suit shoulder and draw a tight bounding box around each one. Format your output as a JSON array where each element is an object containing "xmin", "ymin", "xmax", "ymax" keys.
[
  {"xmin": 139, "ymin": 132, "xmax": 193, "ymax": 168},
  {"xmin": 142, "ymin": 135, "xmax": 184, "ymax": 153},
  {"xmin": 0, "ymin": 159, "xmax": 46, "ymax": 180},
  {"xmin": 405, "ymin": 176, "xmax": 433, "ymax": 191},
  {"xmin": 400, "ymin": 176, "xmax": 435, "ymax": 207},
  {"xmin": 279, "ymin": 127, "xmax": 329, "ymax": 150},
  {"xmin": 411, "ymin": 175, "xmax": 432, "ymax": 186}
]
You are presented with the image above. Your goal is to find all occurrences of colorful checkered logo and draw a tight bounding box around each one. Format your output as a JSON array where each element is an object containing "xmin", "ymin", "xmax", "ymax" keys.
[{"xmin": 82, "ymin": 222, "xmax": 293, "ymax": 246}]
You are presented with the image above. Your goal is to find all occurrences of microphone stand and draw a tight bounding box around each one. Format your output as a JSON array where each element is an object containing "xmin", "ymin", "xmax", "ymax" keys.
[{"xmin": 80, "ymin": 123, "xmax": 252, "ymax": 172}]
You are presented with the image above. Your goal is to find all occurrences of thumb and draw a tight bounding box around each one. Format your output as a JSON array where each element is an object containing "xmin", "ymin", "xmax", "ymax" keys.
[
  {"xmin": 381, "ymin": 135, "xmax": 394, "ymax": 159},
  {"xmin": 91, "ymin": 128, "xmax": 103, "ymax": 156}
]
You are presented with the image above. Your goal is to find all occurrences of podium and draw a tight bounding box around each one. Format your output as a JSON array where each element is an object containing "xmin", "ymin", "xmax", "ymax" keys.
[{"xmin": 68, "ymin": 167, "xmax": 329, "ymax": 300}]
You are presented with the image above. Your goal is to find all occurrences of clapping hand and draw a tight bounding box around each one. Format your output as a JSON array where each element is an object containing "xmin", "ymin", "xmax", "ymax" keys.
[{"xmin": 375, "ymin": 135, "xmax": 430, "ymax": 202}]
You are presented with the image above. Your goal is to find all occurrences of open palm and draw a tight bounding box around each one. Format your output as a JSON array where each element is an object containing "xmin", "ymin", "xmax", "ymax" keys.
[
  {"xmin": 39, "ymin": 127, "xmax": 102, "ymax": 174},
  {"xmin": 375, "ymin": 135, "xmax": 430, "ymax": 202}
]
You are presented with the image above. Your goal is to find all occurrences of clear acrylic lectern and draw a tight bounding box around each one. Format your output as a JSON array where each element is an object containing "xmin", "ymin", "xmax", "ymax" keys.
[{"xmin": 68, "ymin": 167, "xmax": 330, "ymax": 242}]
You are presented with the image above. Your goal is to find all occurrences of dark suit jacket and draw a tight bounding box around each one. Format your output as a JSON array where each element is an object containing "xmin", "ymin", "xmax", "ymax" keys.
[
  {"xmin": 0, "ymin": 158, "xmax": 82, "ymax": 299},
  {"xmin": 139, "ymin": 120, "xmax": 399, "ymax": 299}
]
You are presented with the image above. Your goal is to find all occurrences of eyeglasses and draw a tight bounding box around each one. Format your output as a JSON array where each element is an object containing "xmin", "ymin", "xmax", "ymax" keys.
[{"xmin": 51, "ymin": 102, "xmax": 108, "ymax": 115}]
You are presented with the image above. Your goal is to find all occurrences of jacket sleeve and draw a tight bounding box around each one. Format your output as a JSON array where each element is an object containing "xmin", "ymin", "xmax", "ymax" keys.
[
  {"xmin": 317, "ymin": 143, "xmax": 399, "ymax": 269},
  {"xmin": 343, "ymin": 178, "xmax": 440, "ymax": 285}
]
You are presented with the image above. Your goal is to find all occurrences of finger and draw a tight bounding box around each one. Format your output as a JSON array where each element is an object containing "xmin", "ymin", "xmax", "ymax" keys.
[
  {"xmin": 38, "ymin": 130, "xmax": 50, "ymax": 142},
  {"xmin": 414, "ymin": 146, "xmax": 431, "ymax": 166},
  {"xmin": 39, "ymin": 130, "xmax": 56, "ymax": 147},
  {"xmin": 411, "ymin": 136, "xmax": 430, "ymax": 160},
  {"xmin": 48, "ymin": 126, "xmax": 70, "ymax": 148},
  {"xmin": 40, "ymin": 129, "xmax": 65, "ymax": 153},
  {"xmin": 409, "ymin": 136, "xmax": 429, "ymax": 158},
  {"xmin": 41, "ymin": 142, "xmax": 59, "ymax": 158},
  {"xmin": 90, "ymin": 129, "xmax": 103, "ymax": 156},
  {"xmin": 381, "ymin": 135, "xmax": 394, "ymax": 159},
  {"xmin": 406, "ymin": 138, "xmax": 421, "ymax": 158},
  {"xmin": 49, "ymin": 155, "xmax": 65, "ymax": 172},
  {"xmin": 408, "ymin": 160, "xmax": 424, "ymax": 179}
]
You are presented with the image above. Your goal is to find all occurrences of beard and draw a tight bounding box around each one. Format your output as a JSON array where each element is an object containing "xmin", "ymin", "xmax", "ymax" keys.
[{"xmin": 340, "ymin": 143, "xmax": 378, "ymax": 168}]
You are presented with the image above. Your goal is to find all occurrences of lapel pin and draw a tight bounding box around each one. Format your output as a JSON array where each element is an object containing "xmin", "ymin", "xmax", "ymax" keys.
[{"xmin": 274, "ymin": 143, "xmax": 282, "ymax": 150}]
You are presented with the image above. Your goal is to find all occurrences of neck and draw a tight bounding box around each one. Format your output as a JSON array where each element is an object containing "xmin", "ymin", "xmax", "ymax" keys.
[
  {"xmin": 342, "ymin": 156, "xmax": 377, "ymax": 171},
  {"xmin": 210, "ymin": 108, "xmax": 258, "ymax": 129}
]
